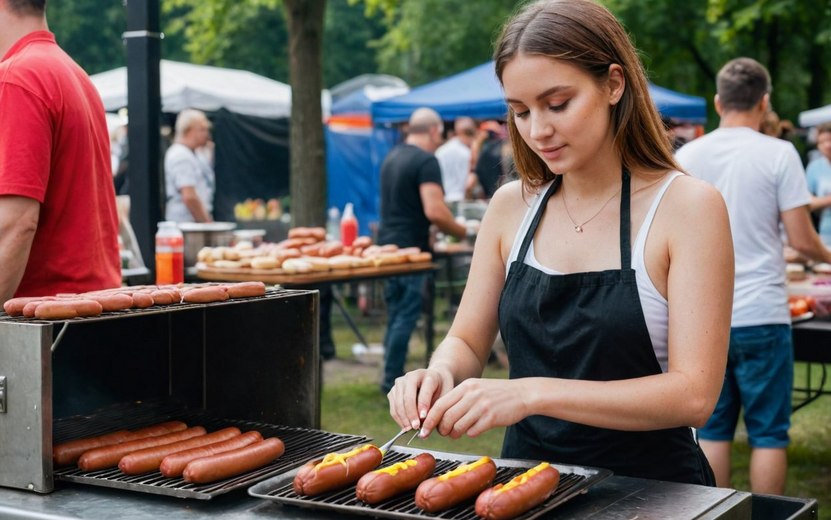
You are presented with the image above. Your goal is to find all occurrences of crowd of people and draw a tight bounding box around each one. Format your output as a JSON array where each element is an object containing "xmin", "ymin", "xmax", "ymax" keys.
[{"xmin": 3, "ymin": 0, "xmax": 831, "ymax": 502}]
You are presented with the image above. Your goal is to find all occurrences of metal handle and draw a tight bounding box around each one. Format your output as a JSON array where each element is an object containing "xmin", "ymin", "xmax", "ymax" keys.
[{"xmin": 0, "ymin": 376, "xmax": 6, "ymax": 413}]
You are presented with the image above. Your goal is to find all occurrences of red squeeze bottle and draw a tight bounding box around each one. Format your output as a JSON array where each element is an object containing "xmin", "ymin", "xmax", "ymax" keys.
[{"xmin": 340, "ymin": 203, "xmax": 358, "ymax": 247}]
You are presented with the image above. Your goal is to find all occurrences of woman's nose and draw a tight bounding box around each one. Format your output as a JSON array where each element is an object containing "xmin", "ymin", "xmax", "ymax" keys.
[{"xmin": 528, "ymin": 111, "xmax": 552, "ymax": 141}]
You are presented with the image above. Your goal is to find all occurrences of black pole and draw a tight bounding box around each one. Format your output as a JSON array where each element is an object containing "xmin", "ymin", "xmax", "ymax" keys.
[{"xmin": 125, "ymin": 0, "xmax": 162, "ymax": 274}]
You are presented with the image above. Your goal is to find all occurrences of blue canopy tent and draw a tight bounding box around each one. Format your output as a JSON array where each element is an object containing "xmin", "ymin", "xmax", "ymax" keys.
[{"xmin": 336, "ymin": 61, "xmax": 706, "ymax": 233}]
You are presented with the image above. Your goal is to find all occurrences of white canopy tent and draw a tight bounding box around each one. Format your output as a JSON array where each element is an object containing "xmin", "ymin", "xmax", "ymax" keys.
[
  {"xmin": 90, "ymin": 60, "xmax": 295, "ymax": 118},
  {"xmin": 799, "ymin": 104, "xmax": 831, "ymax": 128}
]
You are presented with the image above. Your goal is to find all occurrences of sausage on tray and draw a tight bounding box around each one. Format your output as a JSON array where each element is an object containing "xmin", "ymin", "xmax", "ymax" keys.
[
  {"xmin": 78, "ymin": 426, "xmax": 206, "ymax": 472},
  {"xmin": 292, "ymin": 444, "xmax": 383, "ymax": 496},
  {"xmin": 356, "ymin": 452, "xmax": 436, "ymax": 504},
  {"xmin": 182, "ymin": 437, "xmax": 285, "ymax": 484},
  {"xmin": 415, "ymin": 456, "xmax": 497, "ymax": 513},
  {"xmin": 474, "ymin": 462, "xmax": 560, "ymax": 520},
  {"xmin": 118, "ymin": 426, "xmax": 241, "ymax": 475},
  {"xmin": 53, "ymin": 420, "xmax": 188, "ymax": 467},
  {"xmin": 34, "ymin": 299, "xmax": 103, "ymax": 320},
  {"xmin": 160, "ymin": 430, "xmax": 263, "ymax": 478}
]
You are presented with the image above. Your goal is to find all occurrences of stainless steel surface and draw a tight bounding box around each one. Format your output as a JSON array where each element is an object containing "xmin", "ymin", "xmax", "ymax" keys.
[
  {"xmin": 52, "ymin": 402, "xmax": 367, "ymax": 500},
  {"xmin": 0, "ymin": 472, "xmax": 800, "ymax": 520},
  {"xmin": 0, "ymin": 288, "xmax": 319, "ymax": 494},
  {"xmin": 248, "ymin": 446, "xmax": 612, "ymax": 520},
  {"xmin": 0, "ymin": 321, "xmax": 53, "ymax": 493}
]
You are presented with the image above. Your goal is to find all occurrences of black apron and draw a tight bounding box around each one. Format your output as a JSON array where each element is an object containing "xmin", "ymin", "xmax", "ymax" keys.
[{"xmin": 497, "ymin": 171, "xmax": 714, "ymax": 485}]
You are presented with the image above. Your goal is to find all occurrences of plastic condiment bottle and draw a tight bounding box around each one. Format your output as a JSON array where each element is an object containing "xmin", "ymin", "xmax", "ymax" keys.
[
  {"xmin": 340, "ymin": 202, "xmax": 358, "ymax": 247},
  {"xmin": 155, "ymin": 221, "xmax": 184, "ymax": 284},
  {"xmin": 327, "ymin": 206, "xmax": 341, "ymax": 241}
]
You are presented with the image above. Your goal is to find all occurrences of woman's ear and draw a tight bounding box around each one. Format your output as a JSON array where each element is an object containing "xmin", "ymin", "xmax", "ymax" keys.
[{"xmin": 608, "ymin": 64, "xmax": 625, "ymax": 106}]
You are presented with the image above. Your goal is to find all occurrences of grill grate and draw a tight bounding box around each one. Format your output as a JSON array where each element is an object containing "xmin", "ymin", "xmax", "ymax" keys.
[
  {"xmin": 0, "ymin": 287, "xmax": 296, "ymax": 324},
  {"xmin": 248, "ymin": 446, "xmax": 612, "ymax": 520},
  {"xmin": 53, "ymin": 401, "xmax": 368, "ymax": 500}
]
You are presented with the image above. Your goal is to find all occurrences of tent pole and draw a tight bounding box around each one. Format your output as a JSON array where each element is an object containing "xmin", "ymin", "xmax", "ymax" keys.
[{"xmin": 125, "ymin": 0, "xmax": 162, "ymax": 277}]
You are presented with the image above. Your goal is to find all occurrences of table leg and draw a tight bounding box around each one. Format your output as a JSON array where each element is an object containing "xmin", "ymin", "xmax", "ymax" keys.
[
  {"xmin": 331, "ymin": 285, "xmax": 369, "ymax": 348},
  {"xmin": 424, "ymin": 274, "xmax": 435, "ymax": 367}
]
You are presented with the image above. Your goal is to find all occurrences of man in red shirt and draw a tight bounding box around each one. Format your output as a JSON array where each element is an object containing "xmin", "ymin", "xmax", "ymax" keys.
[{"xmin": 0, "ymin": 0, "xmax": 120, "ymax": 304}]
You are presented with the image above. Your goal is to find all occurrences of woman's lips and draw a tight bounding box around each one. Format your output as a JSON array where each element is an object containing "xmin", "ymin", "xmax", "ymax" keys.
[{"xmin": 538, "ymin": 144, "xmax": 565, "ymax": 161}]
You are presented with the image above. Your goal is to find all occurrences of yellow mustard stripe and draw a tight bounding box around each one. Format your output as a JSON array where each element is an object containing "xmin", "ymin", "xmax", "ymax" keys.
[
  {"xmin": 494, "ymin": 462, "xmax": 551, "ymax": 494},
  {"xmin": 437, "ymin": 456, "xmax": 492, "ymax": 481},
  {"xmin": 315, "ymin": 444, "xmax": 378, "ymax": 470},
  {"xmin": 374, "ymin": 459, "xmax": 418, "ymax": 476}
]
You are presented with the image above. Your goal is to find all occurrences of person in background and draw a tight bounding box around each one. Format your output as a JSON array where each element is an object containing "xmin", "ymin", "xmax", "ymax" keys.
[
  {"xmin": 378, "ymin": 107, "xmax": 466, "ymax": 393},
  {"xmin": 388, "ymin": 0, "xmax": 733, "ymax": 485},
  {"xmin": 676, "ymin": 57, "xmax": 831, "ymax": 495},
  {"xmin": 164, "ymin": 109, "xmax": 215, "ymax": 223},
  {"xmin": 435, "ymin": 116, "xmax": 477, "ymax": 204},
  {"xmin": 0, "ymin": 0, "xmax": 121, "ymax": 304},
  {"xmin": 473, "ymin": 121, "xmax": 514, "ymax": 198},
  {"xmin": 806, "ymin": 123, "xmax": 831, "ymax": 245}
]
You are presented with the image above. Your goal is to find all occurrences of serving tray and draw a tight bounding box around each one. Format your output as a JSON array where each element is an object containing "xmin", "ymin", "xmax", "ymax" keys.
[{"xmin": 248, "ymin": 446, "xmax": 612, "ymax": 520}]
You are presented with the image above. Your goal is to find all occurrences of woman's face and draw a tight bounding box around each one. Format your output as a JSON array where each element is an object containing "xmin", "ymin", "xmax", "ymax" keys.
[{"xmin": 502, "ymin": 53, "xmax": 620, "ymax": 175}]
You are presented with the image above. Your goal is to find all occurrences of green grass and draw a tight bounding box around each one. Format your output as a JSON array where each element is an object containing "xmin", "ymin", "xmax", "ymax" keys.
[{"xmin": 321, "ymin": 290, "xmax": 830, "ymax": 518}]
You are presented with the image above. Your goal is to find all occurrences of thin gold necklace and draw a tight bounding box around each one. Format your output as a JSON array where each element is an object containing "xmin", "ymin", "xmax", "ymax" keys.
[{"xmin": 561, "ymin": 182, "xmax": 621, "ymax": 233}]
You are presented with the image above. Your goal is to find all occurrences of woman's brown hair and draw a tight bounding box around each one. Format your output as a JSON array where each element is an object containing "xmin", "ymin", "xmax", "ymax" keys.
[{"xmin": 494, "ymin": 0, "xmax": 678, "ymax": 190}]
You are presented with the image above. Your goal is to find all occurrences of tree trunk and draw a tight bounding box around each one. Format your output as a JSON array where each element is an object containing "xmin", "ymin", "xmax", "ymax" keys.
[{"xmin": 284, "ymin": 0, "xmax": 327, "ymax": 227}]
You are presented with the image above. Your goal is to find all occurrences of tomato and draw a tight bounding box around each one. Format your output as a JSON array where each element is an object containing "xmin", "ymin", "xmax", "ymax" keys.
[{"xmin": 790, "ymin": 299, "xmax": 810, "ymax": 317}]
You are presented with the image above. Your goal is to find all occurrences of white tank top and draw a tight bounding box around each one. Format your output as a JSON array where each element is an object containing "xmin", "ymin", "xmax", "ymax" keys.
[{"xmin": 506, "ymin": 172, "xmax": 683, "ymax": 372}]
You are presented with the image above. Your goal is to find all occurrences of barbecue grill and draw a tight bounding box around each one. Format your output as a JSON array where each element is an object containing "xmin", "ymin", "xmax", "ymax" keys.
[{"xmin": 0, "ymin": 288, "xmax": 322, "ymax": 494}]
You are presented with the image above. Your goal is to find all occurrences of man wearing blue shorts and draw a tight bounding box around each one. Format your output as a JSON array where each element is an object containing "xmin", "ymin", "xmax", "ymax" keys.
[{"xmin": 677, "ymin": 58, "xmax": 831, "ymax": 494}]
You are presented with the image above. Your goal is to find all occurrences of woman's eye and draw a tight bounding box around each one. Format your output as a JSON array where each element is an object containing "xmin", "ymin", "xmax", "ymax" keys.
[
  {"xmin": 550, "ymin": 101, "xmax": 569, "ymax": 112},
  {"xmin": 513, "ymin": 108, "xmax": 530, "ymax": 119}
]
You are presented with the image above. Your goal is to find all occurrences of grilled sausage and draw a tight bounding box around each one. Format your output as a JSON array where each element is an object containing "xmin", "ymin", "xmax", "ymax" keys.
[
  {"xmin": 160, "ymin": 430, "xmax": 263, "ymax": 478},
  {"xmin": 130, "ymin": 291, "xmax": 155, "ymax": 308},
  {"xmin": 118, "ymin": 426, "xmax": 241, "ymax": 475},
  {"xmin": 182, "ymin": 437, "xmax": 285, "ymax": 484},
  {"xmin": 474, "ymin": 462, "xmax": 560, "ymax": 520},
  {"xmin": 355, "ymin": 452, "xmax": 436, "ymax": 504},
  {"xmin": 415, "ymin": 456, "xmax": 497, "ymax": 513},
  {"xmin": 78, "ymin": 426, "xmax": 206, "ymax": 472},
  {"xmin": 34, "ymin": 299, "xmax": 103, "ymax": 320},
  {"xmin": 292, "ymin": 444, "xmax": 384, "ymax": 496},
  {"xmin": 149, "ymin": 288, "xmax": 181, "ymax": 305},
  {"xmin": 86, "ymin": 293, "xmax": 134, "ymax": 312},
  {"xmin": 182, "ymin": 286, "xmax": 229, "ymax": 303},
  {"xmin": 225, "ymin": 281, "xmax": 266, "ymax": 298},
  {"xmin": 4, "ymin": 296, "xmax": 48, "ymax": 316},
  {"xmin": 53, "ymin": 421, "xmax": 188, "ymax": 467}
]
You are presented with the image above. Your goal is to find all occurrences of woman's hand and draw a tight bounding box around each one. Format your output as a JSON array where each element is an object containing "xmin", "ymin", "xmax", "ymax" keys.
[
  {"xmin": 387, "ymin": 367, "xmax": 455, "ymax": 431},
  {"xmin": 420, "ymin": 378, "xmax": 532, "ymax": 439}
]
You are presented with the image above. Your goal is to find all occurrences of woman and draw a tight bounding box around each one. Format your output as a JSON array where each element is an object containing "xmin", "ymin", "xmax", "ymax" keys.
[{"xmin": 387, "ymin": 0, "xmax": 734, "ymax": 485}]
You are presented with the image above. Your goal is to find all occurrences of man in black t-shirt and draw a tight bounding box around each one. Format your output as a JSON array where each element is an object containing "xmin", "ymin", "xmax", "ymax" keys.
[{"xmin": 378, "ymin": 107, "xmax": 466, "ymax": 393}]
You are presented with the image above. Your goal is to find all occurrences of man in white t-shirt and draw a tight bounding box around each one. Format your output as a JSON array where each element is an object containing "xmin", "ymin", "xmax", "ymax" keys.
[
  {"xmin": 676, "ymin": 57, "xmax": 831, "ymax": 496},
  {"xmin": 435, "ymin": 117, "xmax": 476, "ymax": 203},
  {"xmin": 164, "ymin": 109, "xmax": 215, "ymax": 223}
]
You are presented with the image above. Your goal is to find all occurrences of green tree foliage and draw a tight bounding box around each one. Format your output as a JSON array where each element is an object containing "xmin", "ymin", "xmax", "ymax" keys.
[
  {"xmin": 47, "ymin": 0, "xmax": 127, "ymax": 75},
  {"xmin": 361, "ymin": 0, "xmax": 521, "ymax": 85},
  {"xmin": 607, "ymin": 0, "xmax": 831, "ymax": 124}
]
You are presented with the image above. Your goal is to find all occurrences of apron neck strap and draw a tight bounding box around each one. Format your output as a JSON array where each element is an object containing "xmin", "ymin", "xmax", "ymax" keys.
[{"xmin": 516, "ymin": 169, "xmax": 632, "ymax": 270}]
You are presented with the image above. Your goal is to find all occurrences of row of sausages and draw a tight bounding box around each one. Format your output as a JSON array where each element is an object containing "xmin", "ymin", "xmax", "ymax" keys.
[
  {"xmin": 3, "ymin": 281, "xmax": 267, "ymax": 320},
  {"xmin": 292, "ymin": 443, "xmax": 561, "ymax": 520},
  {"xmin": 53, "ymin": 420, "xmax": 284, "ymax": 484}
]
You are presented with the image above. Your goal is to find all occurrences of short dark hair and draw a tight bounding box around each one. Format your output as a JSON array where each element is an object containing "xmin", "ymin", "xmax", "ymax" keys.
[
  {"xmin": 716, "ymin": 57, "xmax": 771, "ymax": 112},
  {"xmin": 816, "ymin": 123, "xmax": 831, "ymax": 136},
  {"xmin": 6, "ymin": 0, "xmax": 46, "ymax": 16}
]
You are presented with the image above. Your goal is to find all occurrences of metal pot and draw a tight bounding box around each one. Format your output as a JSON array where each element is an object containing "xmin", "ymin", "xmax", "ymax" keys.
[{"xmin": 177, "ymin": 222, "xmax": 236, "ymax": 266}]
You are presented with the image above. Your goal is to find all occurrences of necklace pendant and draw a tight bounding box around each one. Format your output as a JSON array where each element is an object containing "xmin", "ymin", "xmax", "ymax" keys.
[{"xmin": 574, "ymin": 225, "xmax": 583, "ymax": 233}]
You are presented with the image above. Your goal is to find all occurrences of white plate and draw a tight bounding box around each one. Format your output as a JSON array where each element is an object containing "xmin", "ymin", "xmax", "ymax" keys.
[{"xmin": 792, "ymin": 311, "xmax": 815, "ymax": 323}]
